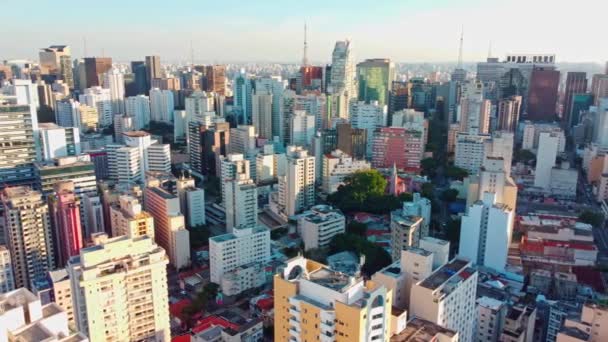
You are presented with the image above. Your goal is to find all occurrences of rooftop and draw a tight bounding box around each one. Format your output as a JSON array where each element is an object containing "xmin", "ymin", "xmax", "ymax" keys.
[
  {"xmin": 419, "ymin": 258, "xmax": 470, "ymax": 291},
  {"xmin": 420, "ymin": 236, "xmax": 449, "ymax": 245},
  {"xmin": 391, "ymin": 317, "xmax": 457, "ymax": 341},
  {"xmin": 122, "ymin": 130, "xmax": 150, "ymax": 137},
  {"xmin": 307, "ymin": 267, "xmax": 361, "ymax": 292},
  {"xmin": 558, "ymin": 327, "xmax": 590, "ymax": 340},
  {"xmin": 477, "ymin": 296, "xmax": 505, "ymax": 311}
]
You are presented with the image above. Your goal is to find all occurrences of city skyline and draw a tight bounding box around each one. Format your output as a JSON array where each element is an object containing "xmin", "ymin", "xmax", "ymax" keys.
[{"xmin": 3, "ymin": 0, "xmax": 607, "ymax": 63}]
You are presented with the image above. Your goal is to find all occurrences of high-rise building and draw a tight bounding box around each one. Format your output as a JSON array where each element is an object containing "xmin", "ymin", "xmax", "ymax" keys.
[
  {"xmin": 563, "ymin": 72, "xmax": 588, "ymax": 129},
  {"xmin": 277, "ymin": 146, "xmax": 315, "ymax": 216},
  {"xmin": 188, "ymin": 121, "xmax": 230, "ymax": 176},
  {"xmin": 401, "ymin": 192, "xmax": 432, "ymax": 239},
  {"xmin": 459, "ymin": 192, "xmax": 514, "ymax": 271},
  {"xmin": 130, "ymin": 60, "xmax": 148, "ymax": 95},
  {"xmin": 39, "ymin": 45, "xmax": 73, "ymax": 88},
  {"xmin": 459, "ymin": 89, "xmax": 491, "ymax": 134},
  {"xmin": 0, "ymin": 102, "xmax": 39, "ymax": 188},
  {"xmin": 570, "ymin": 93, "xmax": 594, "ymax": 129},
  {"xmin": 233, "ymin": 71, "xmax": 253, "ymax": 124},
  {"xmin": 79, "ymin": 86, "xmax": 113, "ymax": 127},
  {"xmin": 336, "ymin": 122, "xmax": 367, "ymax": 160},
  {"xmin": 289, "ymin": 110, "xmax": 315, "ymax": 147},
  {"xmin": 388, "ymin": 80, "xmax": 412, "ymax": 116},
  {"xmin": 125, "ymin": 95, "xmax": 151, "ymax": 129},
  {"xmin": 113, "ymin": 114, "xmax": 134, "ymax": 143},
  {"xmin": 591, "ymin": 74, "xmax": 608, "ymax": 106},
  {"xmin": 103, "ymin": 67, "xmax": 125, "ymax": 115},
  {"xmin": 465, "ymin": 156, "xmax": 518, "ymax": 213},
  {"xmin": 2, "ymin": 187, "xmax": 54, "ymax": 289},
  {"xmin": 67, "ymin": 234, "xmax": 170, "ymax": 341},
  {"xmin": 297, "ymin": 205, "xmax": 345, "ymax": 251},
  {"xmin": 209, "ymin": 224, "xmax": 270, "ymax": 284},
  {"xmin": 150, "ymin": 88, "xmax": 174, "ymax": 123},
  {"xmin": 230, "ymin": 125, "xmax": 257, "ymax": 154},
  {"xmin": 175, "ymin": 176, "xmax": 205, "ymax": 227},
  {"xmin": 106, "ymin": 144, "xmax": 143, "ymax": 184},
  {"xmin": 497, "ymin": 95, "xmax": 522, "ymax": 132},
  {"xmin": 274, "ymin": 256, "xmax": 393, "ymax": 341},
  {"xmin": 298, "ymin": 65, "xmax": 323, "ymax": 93},
  {"xmin": 454, "ymin": 132, "xmax": 491, "ymax": 175},
  {"xmin": 0, "ymin": 287, "xmax": 88, "ymax": 341},
  {"xmin": 55, "ymin": 98, "xmax": 80, "ymax": 128},
  {"xmin": 252, "ymin": 90, "xmax": 273, "ymax": 139},
  {"xmin": 476, "ymin": 57, "xmax": 506, "ymax": 101},
  {"xmin": 48, "ymin": 182, "xmax": 83, "ymax": 268},
  {"xmin": 38, "ymin": 123, "xmax": 80, "ymax": 160},
  {"xmin": 372, "ymin": 127, "xmax": 423, "ymax": 172},
  {"xmin": 110, "ymin": 194, "xmax": 154, "ymax": 238},
  {"xmin": 534, "ymin": 131, "xmax": 559, "ymax": 189},
  {"xmin": 349, "ymin": 101, "xmax": 387, "ymax": 157},
  {"xmin": 203, "ymin": 65, "xmax": 226, "ymax": 95},
  {"xmin": 78, "ymin": 104, "xmax": 98, "ymax": 132},
  {"xmin": 527, "ymin": 66, "xmax": 560, "ymax": 121},
  {"xmin": 223, "ymin": 174, "xmax": 258, "ymax": 233},
  {"xmin": 145, "ymin": 55, "xmax": 161, "ymax": 91},
  {"xmin": 356, "ymin": 58, "xmax": 395, "ymax": 106},
  {"xmin": 329, "ymin": 40, "xmax": 357, "ymax": 100},
  {"xmin": 84, "ymin": 57, "xmax": 112, "ymax": 88},
  {"xmin": 409, "ymin": 258, "xmax": 478, "ymax": 342},
  {"xmin": 390, "ymin": 209, "xmax": 424, "ymax": 261},
  {"xmin": 0, "ymin": 246, "xmax": 14, "ymax": 294},
  {"xmin": 255, "ymin": 76, "xmax": 285, "ymax": 139},
  {"xmin": 144, "ymin": 186, "xmax": 191, "ymax": 269}
]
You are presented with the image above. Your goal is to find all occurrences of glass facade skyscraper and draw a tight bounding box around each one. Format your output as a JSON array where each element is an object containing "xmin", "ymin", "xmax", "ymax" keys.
[{"xmin": 357, "ymin": 58, "xmax": 395, "ymax": 107}]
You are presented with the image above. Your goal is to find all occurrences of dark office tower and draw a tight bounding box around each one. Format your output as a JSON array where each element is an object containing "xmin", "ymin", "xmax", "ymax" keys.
[
  {"xmin": 497, "ymin": 96, "xmax": 522, "ymax": 132},
  {"xmin": 336, "ymin": 123, "xmax": 367, "ymax": 160},
  {"xmin": 562, "ymin": 72, "xmax": 587, "ymax": 129},
  {"xmin": 499, "ymin": 68, "xmax": 527, "ymax": 100},
  {"xmin": 131, "ymin": 61, "xmax": 147, "ymax": 95},
  {"xmin": 527, "ymin": 67, "xmax": 560, "ymax": 121},
  {"xmin": 388, "ymin": 81, "xmax": 412, "ymax": 115},
  {"xmin": 570, "ymin": 93, "xmax": 594, "ymax": 128},
  {"xmin": 84, "ymin": 57, "xmax": 112, "ymax": 88},
  {"xmin": 204, "ymin": 65, "xmax": 227, "ymax": 95},
  {"xmin": 145, "ymin": 55, "xmax": 161, "ymax": 93}
]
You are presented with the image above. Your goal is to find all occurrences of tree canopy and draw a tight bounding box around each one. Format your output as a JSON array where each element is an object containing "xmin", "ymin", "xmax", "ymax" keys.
[
  {"xmin": 445, "ymin": 166, "xmax": 468, "ymax": 180},
  {"xmin": 579, "ymin": 210, "xmax": 604, "ymax": 227},
  {"xmin": 329, "ymin": 233, "xmax": 392, "ymax": 276}
]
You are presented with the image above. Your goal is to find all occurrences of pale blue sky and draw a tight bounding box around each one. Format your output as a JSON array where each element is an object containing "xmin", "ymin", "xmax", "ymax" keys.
[{"xmin": 2, "ymin": 0, "xmax": 606, "ymax": 63}]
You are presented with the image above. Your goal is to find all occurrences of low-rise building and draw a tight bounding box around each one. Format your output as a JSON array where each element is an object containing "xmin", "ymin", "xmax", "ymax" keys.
[
  {"xmin": 297, "ymin": 204, "xmax": 345, "ymax": 251},
  {"xmin": 321, "ymin": 149, "xmax": 370, "ymax": 194}
]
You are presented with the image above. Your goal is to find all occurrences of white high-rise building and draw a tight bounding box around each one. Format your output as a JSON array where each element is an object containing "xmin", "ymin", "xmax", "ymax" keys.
[
  {"xmin": 466, "ymin": 156, "xmax": 518, "ymax": 213},
  {"xmin": 277, "ymin": 146, "xmax": 315, "ymax": 217},
  {"xmin": 349, "ymin": 101, "xmax": 387, "ymax": 157},
  {"xmin": 2, "ymin": 187, "xmax": 54, "ymax": 289},
  {"xmin": 419, "ymin": 237, "xmax": 450, "ymax": 270},
  {"xmin": 81, "ymin": 193, "xmax": 105, "ymax": 237},
  {"xmin": 252, "ymin": 90, "xmax": 273, "ymax": 139},
  {"xmin": 185, "ymin": 90, "xmax": 214, "ymax": 122},
  {"xmin": 209, "ymin": 224, "xmax": 270, "ymax": 284},
  {"xmin": 113, "ymin": 114, "xmax": 134, "ymax": 143},
  {"xmin": 289, "ymin": 110, "xmax": 315, "ymax": 147},
  {"xmin": 146, "ymin": 143, "xmax": 171, "ymax": 173},
  {"xmin": 230, "ymin": 125, "xmax": 257, "ymax": 154},
  {"xmin": 219, "ymin": 153, "xmax": 251, "ymax": 205},
  {"xmin": 224, "ymin": 173, "xmax": 258, "ymax": 233},
  {"xmin": 402, "ymin": 192, "xmax": 432, "ymax": 238},
  {"xmin": 487, "ymin": 131, "xmax": 514, "ymax": 177},
  {"xmin": 454, "ymin": 132, "xmax": 491, "ymax": 175},
  {"xmin": 150, "ymin": 88, "xmax": 174, "ymax": 123},
  {"xmin": 475, "ymin": 296, "xmax": 507, "ymax": 342},
  {"xmin": 0, "ymin": 246, "xmax": 14, "ymax": 294},
  {"xmin": 390, "ymin": 213, "xmax": 424, "ymax": 261},
  {"xmin": 107, "ymin": 144, "xmax": 143, "ymax": 184},
  {"xmin": 38, "ymin": 123, "xmax": 81, "ymax": 160},
  {"xmin": 330, "ymin": 40, "xmax": 356, "ymax": 99},
  {"xmin": 522, "ymin": 121, "xmax": 566, "ymax": 153},
  {"xmin": 0, "ymin": 287, "xmax": 88, "ymax": 342},
  {"xmin": 458, "ymin": 83, "xmax": 491, "ymax": 135},
  {"xmin": 103, "ymin": 67, "xmax": 125, "ymax": 115},
  {"xmin": 459, "ymin": 192, "xmax": 514, "ymax": 271},
  {"xmin": 109, "ymin": 195, "xmax": 154, "ymax": 238},
  {"xmin": 298, "ymin": 205, "xmax": 345, "ymax": 251},
  {"xmin": 125, "ymin": 95, "xmax": 151, "ymax": 129},
  {"xmin": 176, "ymin": 176, "xmax": 206, "ymax": 227},
  {"xmin": 67, "ymin": 234, "xmax": 170, "ymax": 342},
  {"xmin": 534, "ymin": 131, "xmax": 559, "ymax": 190},
  {"xmin": 410, "ymin": 258, "xmax": 478, "ymax": 342},
  {"xmin": 79, "ymin": 86, "xmax": 112, "ymax": 127},
  {"xmin": 322, "ymin": 149, "xmax": 370, "ymax": 194}
]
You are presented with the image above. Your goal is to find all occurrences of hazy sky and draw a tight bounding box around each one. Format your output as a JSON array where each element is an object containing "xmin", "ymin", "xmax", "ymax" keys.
[{"xmin": 2, "ymin": 0, "xmax": 606, "ymax": 63}]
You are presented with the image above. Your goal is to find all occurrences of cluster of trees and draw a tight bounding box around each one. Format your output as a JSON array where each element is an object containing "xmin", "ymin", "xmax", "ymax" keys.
[
  {"xmin": 181, "ymin": 283, "xmax": 219, "ymax": 327},
  {"xmin": 328, "ymin": 233, "xmax": 392, "ymax": 277},
  {"xmin": 188, "ymin": 224, "xmax": 210, "ymax": 250},
  {"xmin": 579, "ymin": 210, "xmax": 605, "ymax": 227},
  {"xmin": 327, "ymin": 170, "xmax": 412, "ymax": 214},
  {"xmin": 514, "ymin": 149, "xmax": 536, "ymax": 164}
]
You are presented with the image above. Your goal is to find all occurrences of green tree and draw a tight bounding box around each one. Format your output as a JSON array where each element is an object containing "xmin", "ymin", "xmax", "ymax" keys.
[
  {"xmin": 446, "ymin": 166, "xmax": 469, "ymax": 180},
  {"xmin": 346, "ymin": 221, "xmax": 368, "ymax": 236},
  {"xmin": 579, "ymin": 210, "xmax": 604, "ymax": 227},
  {"xmin": 441, "ymin": 189, "xmax": 459, "ymax": 202},
  {"xmin": 421, "ymin": 182, "xmax": 435, "ymax": 200},
  {"xmin": 329, "ymin": 233, "xmax": 392, "ymax": 276},
  {"xmin": 344, "ymin": 170, "xmax": 387, "ymax": 200},
  {"xmin": 421, "ymin": 158, "xmax": 438, "ymax": 178},
  {"xmin": 514, "ymin": 149, "xmax": 536, "ymax": 164}
]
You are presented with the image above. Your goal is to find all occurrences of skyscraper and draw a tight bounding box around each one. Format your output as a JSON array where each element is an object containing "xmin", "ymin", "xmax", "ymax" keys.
[
  {"xmin": 48, "ymin": 182, "xmax": 83, "ymax": 268},
  {"xmin": 356, "ymin": 58, "xmax": 395, "ymax": 106},
  {"xmin": 131, "ymin": 61, "xmax": 147, "ymax": 95},
  {"xmin": 125, "ymin": 94, "xmax": 151, "ymax": 129},
  {"xmin": 204, "ymin": 65, "xmax": 227, "ymax": 95},
  {"xmin": 79, "ymin": 86, "xmax": 113, "ymax": 127},
  {"xmin": 329, "ymin": 40, "xmax": 356, "ymax": 99},
  {"xmin": 534, "ymin": 131, "xmax": 559, "ymax": 189},
  {"xmin": 149, "ymin": 88, "xmax": 174, "ymax": 123},
  {"xmin": 0, "ymin": 102, "xmax": 39, "ymax": 188},
  {"xmin": 591, "ymin": 74, "xmax": 608, "ymax": 106},
  {"xmin": 67, "ymin": 234, "xmax": 171, "ymax": 341},
  {"xmin": 563, "ymin": 72, "xmax": 587, "ymax": 129},
  {"xmin": 372, "ymin": 127, "xmax": 423, "ymax": 172},
  {"xmin": 496, "ymin": 95, "xmax": 522, "ymax": 132},
  {"xmin": 252, "ymin": 89, "xmax": 273, "ymax": 139},
  {"xmin": 84, "ymin": 57, "xmax": 112, "ymax": 88},
  {"xmin": 277, "ymin": 146, "xmax": 315, "ymax": 216},
  {"xmin": 2, "ymin": 187, "xmax": 54, "ymax": 289},
  {"xmin": 109, "ymin": 195, "xmax": 154, "ymax": 238},
  {"xmin": 145, "ymin": 55, "xmax": 161, "ymax": 92},
  {"xmin": 103, "ymin": 67, "xmax": 126, "ymax": 115},
  {"xmin": 527, "ymin": 67, "xmax": 560, "ymax": 121},
  {"xmin": 38, "ymin": 123, "xmax": 80, "ymax": 160}
]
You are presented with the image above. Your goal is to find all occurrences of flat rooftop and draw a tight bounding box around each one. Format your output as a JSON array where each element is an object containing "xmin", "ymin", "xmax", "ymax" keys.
[
  {"xmin": 419, "ymin": 258, "xmax": 470, "ymax": 290},
  {"xmin": 307, "ymin": 267, "xmax": 361, "ymax": 292},
  {"xmin": 420, "ymin": 236, "xmax": 449, "ymax": 245},
  {"xmin": 391, "ymin": 317, "xmax": 457, "ymax": 341}
]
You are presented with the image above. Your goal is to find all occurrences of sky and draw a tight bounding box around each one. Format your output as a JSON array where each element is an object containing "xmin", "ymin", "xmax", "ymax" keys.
[{"xmin": 2, "ymin": 0, "xmax": 606, "ymax": 64}]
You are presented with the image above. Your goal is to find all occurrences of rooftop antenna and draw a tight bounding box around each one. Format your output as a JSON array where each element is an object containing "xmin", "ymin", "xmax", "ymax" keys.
[
  {"xmin": 457, "ymin": 26, "xmax": 464, "ymax": 68},
  {"xmin": 302, "ymin": 22, "xmax": 309, "ymax": 66},
  {"xmin": 190, "ymin": 39, "xmax": 194, "ymax": 67}
]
